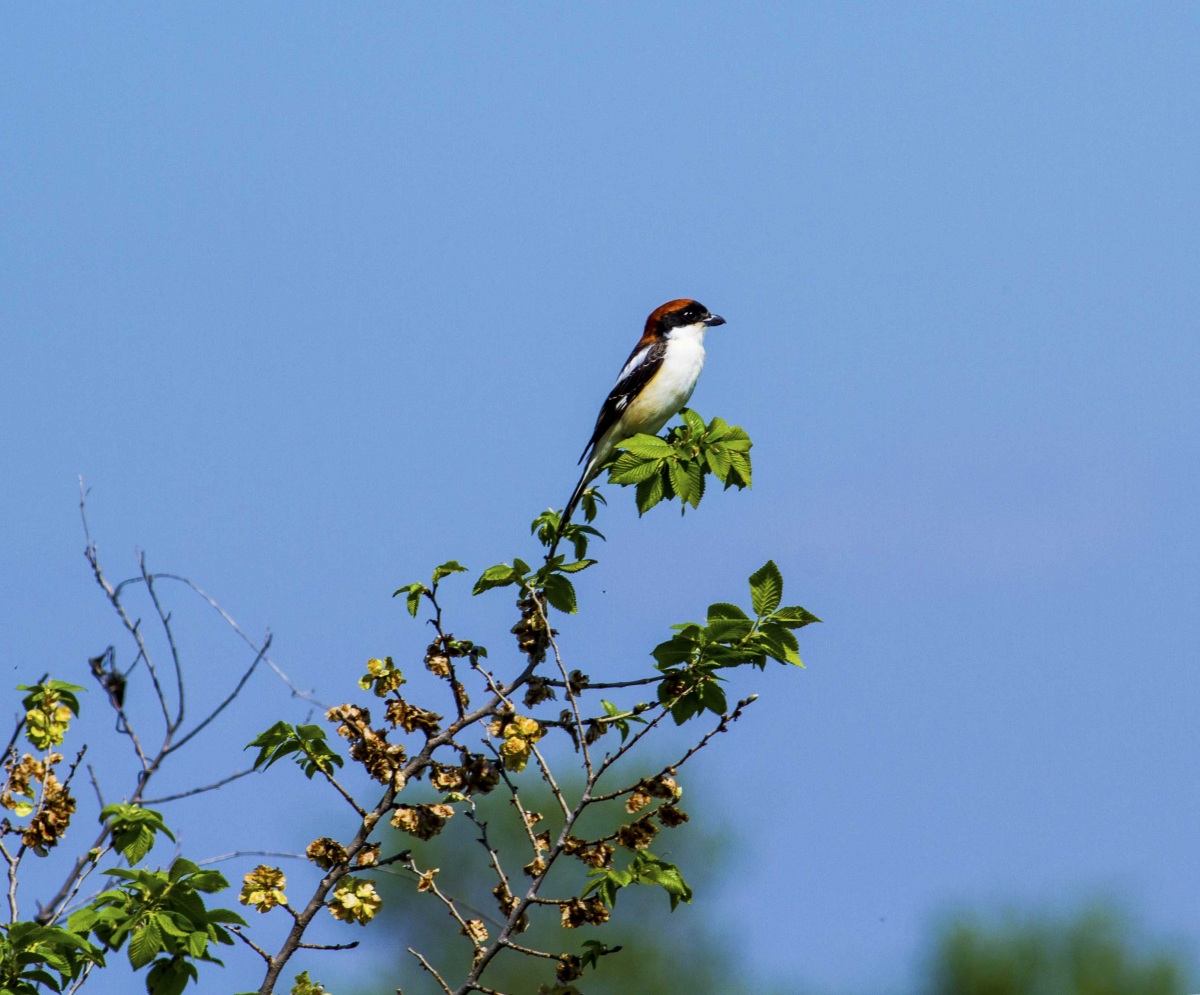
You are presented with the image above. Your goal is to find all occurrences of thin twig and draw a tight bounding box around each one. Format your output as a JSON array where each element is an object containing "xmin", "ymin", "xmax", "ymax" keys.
[
  {"xmin": 545, "ymin": 675, "xmax": 661, "ymax": 690},
  {"xmin": 530, "ymin": 594, "xmax": 592, "ymax": 778},
  {"xmin": 409, "ymin": 948, "xmax": 454, "ymax": 995},
  {"xmin": 138, "ymin": 572, "xmax": 323, "ymax": 708},
  {"xmin": 1, "ymin": 840, "xmax": 17, "ymax": 923},
  {"xmin": 141, "ymin": 768, "xmax": 256, "ymax": 805},
  {"xmin": 166, "ymin": 634, "xmax": 273, "ymax": 756},
  {"xmin": 197, "ymin": 850, "xmax": 306, "ymax": 866},
  {"xmin": 232, "ymin": 926, "xmax": 274, "ymax": 965},
  {"xmin": 86, "ymin": 765, "xmax": 105, "ymax": 809},
  {"xmin": 499, "ymin": 938, "xmax": 557, "ymax": 960},
  {"xmin": 405, "ymin": 855, "xmax": 482, "ymax": 954}
]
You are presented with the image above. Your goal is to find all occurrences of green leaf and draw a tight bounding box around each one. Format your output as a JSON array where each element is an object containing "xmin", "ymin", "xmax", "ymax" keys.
[
  {"xmin": 771, "ymin": 605, "xmax": 822, "ymax": 628},
  {"xmin": 146, "ymin": 957, "xmax": 194, "ymax": 995},
  {"xmin": 431, "ymin": 560, "xmax": 468, "ymax": 585},
  {"xmin": 749, "ymin": 560, "xmax": 784, "ymax": 616},
  {"xmin": 618, "ymin": 433, "xmax": 675, "ymax": 458},
  {"xmin": 101, "ymin": 804, "xmax": 176, "ymax": 866},
  {"xmin": 703, "ymin": 445, "xmax": 732, "ymax": 482},
  {"xmin": 652, "ymin": 638, "xmax": 695, "ymax": 669},
  {"xmin": 556, "ymin": 558, "xmax": 597, "ymax": 574},
  {"xmin": 127, "ymin": 920, "xmax": 163, "ymax": 969},
  {"xmin": 67, "ymin": 907, "xmax": 100, "ymax": 933},
  {"xmin": 726, "ymin": 450, "xmax": 752, "ymax": 488},
  {"xmin": 168, "ymin": 857, "xmax": 201, "ymax": 882},
  {"xmin": 629, "ymin": 853, "xmax": 693, "ymax": 910},
  {"xmin": 246, "ymin": 721, "xmax": 300, "ymax": 770},
  {"xmin": 679, "ymin": 408, "xmax": 706, "ymax": 434},
  {"xmin": 186, "ymin": 930, "xmax": 209, "ymax": 958},
  {"xmin": 704, "ymin": 618, "xmax": 754, "ymax": 643},
  {"xmin": 684, "ymin": 460, "xmax": 705, "ymax": 509},
  {"xmin": 760, "ymin": 623, "xmax": 802, "ymax": 666},
  {"xmin": 579, "ymin": 486, "xmax": 605, "ymax": 523},
  {"xmin": 126, "ymin": 827, "xmax": 154, "ymax": 865},
  {"xmin": 204, "ymin": 907, "xmax": 249, "ymax": 927},
  {"xmin": 635, "ymin": 472, "xmax": 665, "ymax": 515},
  {"xmin": 707, "ymin": 602, "xmax": 749, "ymax": 623},
  {"xmin": 472, "ymin": 564, "xmax": 519, "ymax": 595},
  {"xmin": 391, "ymin": 582, "xmax": 426, "ymax": 618},
  {"xmin": 246, "ymin": 722, "xmax": 342, "ymax": 778},
  {"xmin": 717, "ymin": 426, "xmax": 753, "ymax": 451},
  {"xmin": 666, "ymin": 459, "xmax": 691, "ymax": 506},
  {"xmin": 542, "ymin": 574, "xmax": 578, "ymax": 614},
  {"xmin": 698, "ymin": 680, "xmax": 728, "ymax": 714},
  {"xmin": 608, "ymin": 452, "xmax": 661, "ymax": 485},
  {"xmin": 153, "ymin": 913, "xmax": 189, "ymax": 939}
]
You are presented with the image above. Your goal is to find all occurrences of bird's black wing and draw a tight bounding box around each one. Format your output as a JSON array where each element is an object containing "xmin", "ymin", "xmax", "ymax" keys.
[{"xmin": 577, "ymin": 339, "xmax": 668, "ymax": 464}]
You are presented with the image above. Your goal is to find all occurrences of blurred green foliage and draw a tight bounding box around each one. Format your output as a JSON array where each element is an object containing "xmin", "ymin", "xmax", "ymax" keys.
[{"xmin": 929, "ymin": 907, "xmax": 1192, "ymax": 995}]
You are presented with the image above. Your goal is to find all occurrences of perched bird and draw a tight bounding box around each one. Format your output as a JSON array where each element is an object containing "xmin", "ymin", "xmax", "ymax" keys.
[{"xmin": 550, "ymin": 298, "xmax": 726, "ymax": 554}]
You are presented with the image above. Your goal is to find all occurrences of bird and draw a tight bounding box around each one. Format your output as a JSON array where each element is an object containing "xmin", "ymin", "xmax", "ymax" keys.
[{"xmin": 549, "ymin": 298, "xmax": 726, "ymax": 556}]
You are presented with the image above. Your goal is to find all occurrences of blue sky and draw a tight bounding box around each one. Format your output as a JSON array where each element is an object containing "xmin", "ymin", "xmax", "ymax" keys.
[{"xmin": 3, "ymin": 5, "xmax": 1199, "ymax": 992}]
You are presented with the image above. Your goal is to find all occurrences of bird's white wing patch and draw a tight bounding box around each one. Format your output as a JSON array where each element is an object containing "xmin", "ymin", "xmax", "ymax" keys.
[{"xmin": 614, "ymin": 345, "xmax": 651, "ymax": 385}]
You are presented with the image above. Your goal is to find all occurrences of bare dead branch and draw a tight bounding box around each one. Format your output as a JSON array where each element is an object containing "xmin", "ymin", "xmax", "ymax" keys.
[{"xmin": 138, "ymin": 552, "xmax": 185, "ymax": 730}]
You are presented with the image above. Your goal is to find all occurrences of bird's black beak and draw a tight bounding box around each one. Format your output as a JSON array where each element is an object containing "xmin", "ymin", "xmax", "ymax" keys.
[{"xmin": 703, "ymin": 313, "xmax": 726, "ymax": 327}]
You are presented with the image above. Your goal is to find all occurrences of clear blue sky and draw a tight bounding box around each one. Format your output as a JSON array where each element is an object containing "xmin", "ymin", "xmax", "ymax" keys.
[{"xmin": 3, "ymin": 5, "xmax": 1199, "ymax": 993}]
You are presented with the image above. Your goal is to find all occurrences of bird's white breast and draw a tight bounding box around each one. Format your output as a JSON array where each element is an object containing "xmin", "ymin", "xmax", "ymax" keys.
[{"xmin": 622, "ymin": 324, "xmax": 707, "ymax": 436}]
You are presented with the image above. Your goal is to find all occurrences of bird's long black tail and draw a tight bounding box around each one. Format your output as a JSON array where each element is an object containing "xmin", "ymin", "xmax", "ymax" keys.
[{"xmin": 547, "ymin": 459, "xmax": 597, "ymax": 559}]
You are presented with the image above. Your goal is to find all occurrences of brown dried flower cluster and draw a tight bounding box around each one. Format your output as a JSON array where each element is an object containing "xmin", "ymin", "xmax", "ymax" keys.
[
  {"xmin": 561, "ymin": 835, "xmax": 614, "ymax": 869},
  {"xmin": 615, "ymin": 816, "xmax": 659, "ymax": 852},
  {"xmin": 429, "ymin": 764, "xmax": 465, "ymax": 792},
  {"xmin": 627, "ymin": 773, "xmax": 681, "ymax": 813},
  {"xmin": 385, "ymin": 697, "xmax": 442, "ymax": 736},
  {"xmin": 424, "ymin": 635, "xmax": 484, "ymax": 679},
  {"xmin": 459, "ymin": 754, "xmax": 500, "ymax": 795},
  {"xmin": 306, "ymin": 837, "xmax": 349, "ymax": 869},
  {"xmin": 461, "ymin": 918, "xmax": 488, "ymax": 945},
  {"xmin": 327, "ymin": 704, "xmax": 407, "ymax": 784},
  {"xmin": 657, "ymin": 803, "xmax": 690, "ymax": 827},
  {"xmin": 1, "ymin": 753, "xmax": 55, "ymax": 817},
  {"xmin": 556, "ymin": 954, "xmax": 583, "ymax": 983},
  {"xmin": 560, "ymin": 897, "xmax": 610, "ymax": 929},
  {"xmin": 22, "ymin": 772, "xmax": 75, "ymax": 854},
  {"xmin": 511, "ymin": 595, "xmax": 551, "ymax": 663},
  {"xmin": 492, "ymin": 880, "xmax": 518, "ymax": 917},
  {"xmin": 522, "ymin": 676, "xmax": 556, "ymax": 708},
  {"xmin": 391, "ymin": 803, "xmax": 455, "ymax": 840}
]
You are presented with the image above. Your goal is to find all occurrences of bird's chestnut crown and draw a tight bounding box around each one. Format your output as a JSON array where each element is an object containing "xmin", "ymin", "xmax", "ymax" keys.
[{"xmin": 645, "ymin": 299, "xmax": 726, "ymax": 336}]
